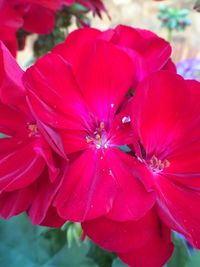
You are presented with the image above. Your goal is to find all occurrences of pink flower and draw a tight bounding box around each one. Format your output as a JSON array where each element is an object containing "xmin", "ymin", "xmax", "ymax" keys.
[
  {"xmin": 0, "ymin": 42, "xmax": 65, "ymax": 227},
  {"xmin": 24, "ymin": 30, "xmax": 156, "ymax": 222},
  {"xmin": 129, "ymin": 70, "xmax": 200, "ymax": 248},
  {"xmin": 82, "ymin": 208, "xmax": 174, "ymax": 267}
]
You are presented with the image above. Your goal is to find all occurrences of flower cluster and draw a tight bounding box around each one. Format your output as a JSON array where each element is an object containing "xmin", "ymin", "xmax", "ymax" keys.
[
  {"xmin": 0, "ymin": 0, "xmax": 106, "ymax": 56},
  {"xmin": 1, "ymin": 25, "xmax": 200, "ymax": 267}
]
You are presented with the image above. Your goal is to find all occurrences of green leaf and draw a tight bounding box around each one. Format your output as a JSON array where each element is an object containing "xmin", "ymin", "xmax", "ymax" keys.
[
  {"xmin": 167, "ymin": 235, "xmax": 190, "ymax": 267},
  {"xmin": 88, "ymin": 242, "xmax": 116, "ymax": 267},
  {"xmin": 112, "ymin": 258, "xmax": 127, "ymax": 267},
  {"xmin": 185, "ymin": 251, "xmax": 200, "ymax": 267},
  {"xmin": 0, "ymin": 133, "xmax": 7, "ymax": 138},
  {"xmin": 0, "ymin": 215, "xmax": 97, "ymax": 267}
]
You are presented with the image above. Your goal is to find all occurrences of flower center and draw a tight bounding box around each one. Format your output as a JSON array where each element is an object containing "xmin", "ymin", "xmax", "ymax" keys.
[
  {"xmin": 148, "ymin": 155, "xmax": 170, "ymax": 173},
  {"xmin": 85, "ymin": 122, "xmax": 109, "ymax": 149},
  {"xmin": 27, "ymin": 123, "xmax": 38, "ymax": 137}
]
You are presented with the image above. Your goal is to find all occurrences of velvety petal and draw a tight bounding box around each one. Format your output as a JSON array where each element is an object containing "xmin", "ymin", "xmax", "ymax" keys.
[
  {"xmin": 53, "ymin": 28, "xmax": 101, "ymax": 62},
  {"xmin": 0, "ymin": 184, "xmax": 36, "ymax": 219},
  {"xmin": 0, "ymin": 31, "xmax": 18, "ymax": 57},
  {"xmin": 161, "ymin": 80, "xmax": 200, "ymax": 186},
  {"xmin": 28, "ymin": 166, "xmax": 65, "ymax": 225},
  {"xmin": 0, "ymin": 41, "xmax": 25, "ymax": 105},
  {"xmin": 0, "ymin": 103, "xmax": 28, "ymax": 137},
  {"xmin": 110, "ymin": 25, "xmax": 172, "ymax": 73},
  {"xmin": 119, "ymin": 223, "xmax": 173, "ymax": 267},
  {"xmin": 132, "ymin": 74, "xmax": 200, "ymax": 188},
  {"xmin": 131, "ymin": 71, "xmax": 193, "ymax": 159},
  {"xmin": 155, "ymin": 176, "xmax": 200, "ymax": 248},
  {"xmin": 24, "ymin": 52, "xmax": 88, "ymax": 130},
  {"xmin": 163, "ymin": 58, "xmax": 177, "ymax": 72},
  {"xmin": 105, "ymin": 149, "xmax": 155, "ymax": 221},
  {"xmin": 73, "ymin": 40, "xmax": 135, "ymax": 121},
  {"xmin": 0, "ymin": 139, "xmax": 45, "ymax": 192},
  {"xmin": 34, "ymin": 137, "xmax": 60, "ymax": 182},
  {"xmin": 55, "ymin": 35, "xmax": 135, "ymax": 120},
  {"xmin": 82, "ymin": 209, "xmax": 173, "ymax": 254},
  {"xmin": 55, "ymin": 147, "xmax": 155, "ymax": 222},
  {"xmin": 54, "ymin": 149, "xmax": 117, "ymax": 221},
  {"xmin": 39, "ymin": 206, "xmax": 65, "ymax": 227}
]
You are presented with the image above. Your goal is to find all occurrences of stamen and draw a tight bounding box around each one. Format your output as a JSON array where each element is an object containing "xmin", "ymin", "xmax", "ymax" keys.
[
  {"xmin": 28, "ymin": 123, "xmax": 38, "ymax": 137},
  {"xmin": 149, "ymin": 155, "xmax": 170, "ymax": 172},
  {"xmin": 86, "ymin": 136, "xmax": 93, "ymax": 143},
  {"xmin": 85, "ymin": 121, "xmax": 108, "ymax": 149}
]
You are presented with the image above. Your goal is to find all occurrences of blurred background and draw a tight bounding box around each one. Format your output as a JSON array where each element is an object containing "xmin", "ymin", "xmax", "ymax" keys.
[{"xmin": 18, "ymin": 0, "xmax": 200, "ymax": 66}]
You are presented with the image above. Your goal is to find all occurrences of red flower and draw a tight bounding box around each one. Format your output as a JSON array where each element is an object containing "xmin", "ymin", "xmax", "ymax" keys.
[
  {"xmin": 82, "ymin": 208, "xmax": 174, "ymax": 267},
  {"xmin": 130, "ymin": 70, "xmax": 200, "ymax": 248},
  {"xmin": 24, "ymin": 33, "xmax": 156, "ymax": 222},
  {"xmin": 0, "ymin": 42, "xmax": 65, "ymax": 227},
  {"xmin": 53, "ymin": 25, "xmax": 174, "ymax": 85}
]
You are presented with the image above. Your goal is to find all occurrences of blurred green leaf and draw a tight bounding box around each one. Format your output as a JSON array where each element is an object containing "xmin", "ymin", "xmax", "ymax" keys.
[
  {"xmin": 167, "ymin": 235, "xmax": 190, "ymax": 267},
  {"xmin": 112, "ymin": 258, "xmax": 127, "ymax": 267},
  {"xmin": 0, "ymin": 133, "xmax": 7, "ymax": 138},
  {"xmin": 0, "ymin": 215, "xmax": 97, "ymax": 267},
  {"xmin": 88, "ymin": 242, "xmax": 116, "ymax": 267},
  {"xmin": 185, "ymin": 251, "xmax": 200, "ymax": 267}
]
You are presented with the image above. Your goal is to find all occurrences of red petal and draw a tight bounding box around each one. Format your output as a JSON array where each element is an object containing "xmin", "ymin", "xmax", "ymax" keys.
[
  {"xmin": 54, "ymin": 149, "xmax": 117, "ymax": 221},
  {"xmin": 155, "ymin": 176, "xmax": 200, "ymax": 248},
  {"xmin": 119, "ymin": 222, "xmax": 173, "ymax": 267},
  {"xmin": 0, "ymin": 42, "xmax": 25, "ymax": 105},
  {"xmin": 72, "ymin": 41, "xmax": 135, "ymax": 121},
  {"xmin": 105, "ymin": 149, "xmax": 155, "ymax": 221},
  {"xmin": 0, "ymin": 103, "xmax": 28, "ymax": 136},
  {"xmin": 110, "ymin": 25, "xmax": 172, "ymax": 74},
  {"xmin": 28, "ymin": 166, "xmax": 65, "ymax": 226},
  {"xmin": 131, "ymin": 71, "xmax": 192, "ymax": 158},
  {"xmin": 53, "ymin": 27, "xmax": 101, "ymax": 61},
  {"xmin": 82, "ymin": 208, "xmax": 173, "ymax": 256},
  {"xmin": 24, "ymin": 52, "xmax": 88, "ymax": 130},
  {"xmin": 0, "ymin": 184, "xmax": 36, "ymax": 218},
  {"xmin": 55, "ymin": 148, "xmax": 155, "ymax": 222},
  {"xmin": 0, "ymin": 139, "xmax": 45, "ymax": 192}
]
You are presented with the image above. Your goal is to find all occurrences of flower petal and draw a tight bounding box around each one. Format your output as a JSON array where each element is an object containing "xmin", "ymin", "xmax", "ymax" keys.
[
  {"xmin": 82, "ymin": 208, "xmax": 173, "ymax": 256},
  {"xmin": 156, "ymin": 176, "xmax": 200, "ymax": 248},
  {"xmin": 0, "ymin": 184, "xmax": 36, "ymax": 219},
  {"xmin": 55, "ymin": 147, "xmax": 155, "ymax": 222},
  {"xmin": 119, "ymin": 222, "xmax": 173, "ymax": 267},
  {"xmin": 0, "ymin": 41, "xmax": 25, "ymax": 105}
]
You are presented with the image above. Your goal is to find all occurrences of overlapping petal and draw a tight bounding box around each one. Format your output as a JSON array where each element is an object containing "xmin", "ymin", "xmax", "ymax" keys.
[
  {"xmin": 82, "ymin": 209, "xmax": 173, "ymax": 266},
  {"xmin": 0, "ymin": 44, "xmax": 64, "ymax": 226},
  {"xmin": 54, "ymin": 25, "xmax": 173, "ymax": 86},
  {"xmin": 54, "ymin": 148, "xmax": 155, "ymax": 221},
  {"xmin": 130, "ymin": 70, "xmax": 200, "ymax": 248}
]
